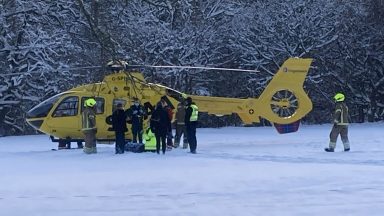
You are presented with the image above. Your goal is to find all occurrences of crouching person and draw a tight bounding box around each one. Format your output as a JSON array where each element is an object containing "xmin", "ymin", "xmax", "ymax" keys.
[
  {"xmin": 82, "ymin": 98, "xmax": 98, "ymax": 154},
  {"xmin": 143, "ymin": 127, "xmax": 156, "ymax": 152}
]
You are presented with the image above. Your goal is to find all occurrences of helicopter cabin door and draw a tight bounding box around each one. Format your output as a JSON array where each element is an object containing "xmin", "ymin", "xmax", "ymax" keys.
[{"xmin": 48, "ymin": 96, "xmax": 81, "ymax": 138}]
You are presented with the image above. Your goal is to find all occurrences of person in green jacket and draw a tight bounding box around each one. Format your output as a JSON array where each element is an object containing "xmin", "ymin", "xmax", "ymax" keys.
[
  {"xmin": 143, "ymin": 127, "xmax": 156, "ymax": 151},
  {"xmin": 325, "ymin": 93, "xmax": 350, "ymax": 152}
]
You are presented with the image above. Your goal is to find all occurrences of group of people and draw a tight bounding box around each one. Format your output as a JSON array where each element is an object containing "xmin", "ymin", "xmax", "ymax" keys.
[
  {"xmin": 110, "ymin": 97, "xmax": 147, "ymax": 154},
  {"xmin": 81, "ymin": 96, "xmax": 199, "ymax": 155},
  {"xmin": 149, "ymin": 96, "xmax": 198, "ymax": 154},
  {"xmin": 81, "ymin": 92, "xmax": 349, "ymax": 155}
]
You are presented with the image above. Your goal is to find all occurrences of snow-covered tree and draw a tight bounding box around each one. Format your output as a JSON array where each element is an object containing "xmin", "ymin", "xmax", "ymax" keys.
[
  {"xmin": 1, "ymin": 0, "xmax": 383, "ymax": 136},
  {"xmin": 0, "ymin": 0, "xmax": 91, "ymax": 135}
]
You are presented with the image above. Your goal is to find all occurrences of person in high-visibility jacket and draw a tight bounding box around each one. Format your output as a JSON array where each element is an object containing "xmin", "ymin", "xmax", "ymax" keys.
[
  {"xmin": 143, "ymin": 127, "xmax": 157, "ymax": 151},
  {"xmin": 325, "ymin": 93, "xmax": 350, "ymax": 152},
  {"xmin": 184, "ymin": 97, "xmax": 198, "ymax": 154},
  {"xmin": 82, "ymin": 98, "xmax": 97, "ymax": 154}
]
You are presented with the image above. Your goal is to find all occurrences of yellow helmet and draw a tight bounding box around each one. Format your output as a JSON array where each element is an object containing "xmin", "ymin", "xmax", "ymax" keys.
[
  {"xmin": 85, "ymin": 98, "xmax": 97, "ymax": 107},
  {"xmin": 334, "ymin": 93, "xmax": 345, "ymax": 102}
]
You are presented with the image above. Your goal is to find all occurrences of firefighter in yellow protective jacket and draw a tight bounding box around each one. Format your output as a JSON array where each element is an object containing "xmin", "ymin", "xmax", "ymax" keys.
[
  {"xmin": 82, "ymin": 98, "xmax": 97, "ymax": 154},
  {"xmin": 325, "ymin": 93, "xmax": 350, "ymax": 152}
]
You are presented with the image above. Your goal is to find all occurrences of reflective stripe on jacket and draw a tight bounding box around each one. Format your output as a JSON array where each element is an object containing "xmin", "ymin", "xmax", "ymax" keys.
[
  {"xmin": 334, "ymin": 102, "xmax": 349, "ymax": 125},
  {"xmin": 82, "ymin": 107, "xmax": 96, "ymax": 131}
]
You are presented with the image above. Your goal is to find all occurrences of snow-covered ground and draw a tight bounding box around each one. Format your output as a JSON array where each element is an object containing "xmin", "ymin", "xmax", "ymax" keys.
[{"xmin": 0, "ymin": 123, "xmax": 383, "ymax": 216}]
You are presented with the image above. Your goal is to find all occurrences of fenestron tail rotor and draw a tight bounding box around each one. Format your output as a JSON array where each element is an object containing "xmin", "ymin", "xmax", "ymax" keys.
[{"xmin": 270, "ymin": 89, "xmax": 299, "ymax": 118}]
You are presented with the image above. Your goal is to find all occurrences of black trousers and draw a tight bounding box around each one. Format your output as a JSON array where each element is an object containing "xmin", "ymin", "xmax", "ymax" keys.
[
  {"xmin": 155, "ymin": 133, "xmax": 167, "ymax": 154},
  {"xmin": 115, "ymin": 131, "xmax": 125, "ymax": 153},
  {"xmin": 132, "ymin": 124, "xmax": 143, "ymax": 143},
  {"xmin": 186, "ymin": 122, "xmax": 197, "ymax": 152}
]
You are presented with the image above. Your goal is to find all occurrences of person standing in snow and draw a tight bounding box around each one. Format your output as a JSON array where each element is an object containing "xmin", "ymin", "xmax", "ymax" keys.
[
  {"xmin": 185, "ymin": 97, "xmax": 198, "ymax": 154},
  {"xmin": 160, "ymin": 98, "xmax": 174, "ymax": 150},
  {"xmin": 150, "ymin": 102, "xmax": 171, "ymax": 154},
  {"xmin": 126, "ymin": 97, "xmax": 145, "ymax": 144},
  {"xmin": 325, "ymin": 93, "xmax": 350, "ymax": 152},
  {"xmin": 112, "ymin": 103, "xmax": 128, "ymax": 154},
  {"xmin": 82, "ymin": 98, "xmax": 97, "ymax": 154},
  {"xmin": 174, "ymin": 100, "xmax": 189, "ymax": 149}
]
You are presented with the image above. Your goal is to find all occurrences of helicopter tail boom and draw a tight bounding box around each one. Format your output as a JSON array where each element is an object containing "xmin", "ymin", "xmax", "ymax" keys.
[{"xmin": 188, "ymin": 58, "xmax": 313, "ymax": 125}]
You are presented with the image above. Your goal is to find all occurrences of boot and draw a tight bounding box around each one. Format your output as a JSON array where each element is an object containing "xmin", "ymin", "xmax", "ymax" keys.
[
  {"xmin": 344, "ymin": 148, "xmax": 350, "ymax": 152},
  {"xmin": 324, "ymin": 148, "xmax": 334, "ymax": 152},
  {"xmin": 77, "ymin": 142, "xmax": 84, "ymax": 149},
  {"xmin": 91, "ymin": 147, "xmax": 97, "ymax": 154},
  {"xmin": 83, "ymin": 147, "xmax": 93, "ymax": 154}
]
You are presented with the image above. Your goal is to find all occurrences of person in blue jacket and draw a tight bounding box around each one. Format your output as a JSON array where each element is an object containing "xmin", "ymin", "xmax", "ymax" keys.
[{"xmin": 126, "ymin": 97, "xmax": 145, "ymax": 144}]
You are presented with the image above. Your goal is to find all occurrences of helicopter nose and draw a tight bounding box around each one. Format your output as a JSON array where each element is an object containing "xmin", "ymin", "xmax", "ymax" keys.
[{"xmin": 26, "ymin": 119, "xmax": 44, "ymax": 130}]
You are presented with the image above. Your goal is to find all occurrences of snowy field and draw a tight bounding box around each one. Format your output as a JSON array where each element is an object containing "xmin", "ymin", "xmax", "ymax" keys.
[{"xmin": 0, "ymin": 123, "xmax": 383, "ymax": 216}]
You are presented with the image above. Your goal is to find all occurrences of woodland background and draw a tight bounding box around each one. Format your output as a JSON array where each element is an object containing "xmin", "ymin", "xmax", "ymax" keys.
[{"xmin": 1, "ymin": 0, "xmax": 383, "ymax": 136}]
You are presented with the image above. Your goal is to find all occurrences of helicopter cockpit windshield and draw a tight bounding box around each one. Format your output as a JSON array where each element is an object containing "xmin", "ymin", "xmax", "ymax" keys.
[{"xmin": 26, "ymin": 93, "xmax": 65, "ymax": 118}]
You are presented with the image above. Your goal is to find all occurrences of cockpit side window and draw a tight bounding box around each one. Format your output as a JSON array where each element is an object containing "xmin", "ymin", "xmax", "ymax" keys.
[
  {"xmin": 81, "ymin": 97, "xmax": 105, "ymax": 114},
  {"xmin": 52, "ymin": 96, "xmax": 79, "ymax": 117}
]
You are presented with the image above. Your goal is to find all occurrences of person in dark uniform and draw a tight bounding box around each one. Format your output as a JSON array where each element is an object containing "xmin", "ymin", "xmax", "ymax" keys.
[
  {"xmin": 184, "ymin": 97, "xmax": 198, "ymax": 154},
  {"xmin": 161, "ymin": 99, "xmax": 174, "ymax": 150},
  {"xmin": 150, "ymin": 102, "xmax": 171, "ymax": 154},
  {"xmin": 325, "ymin": 93, "xmax": 350, "ymax": 152},
  {"xmin": 112, "ymin": 103, "xmax": 128, "ymax": 154},
  {"xmin": 126, "ymin": 97, "xmax": 145, "ymax": 144}
]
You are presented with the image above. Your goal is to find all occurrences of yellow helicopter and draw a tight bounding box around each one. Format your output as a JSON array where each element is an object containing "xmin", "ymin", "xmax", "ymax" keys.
[{"xmin": 25, "ymin": 58, "xmax": 313, "ymax": 147}]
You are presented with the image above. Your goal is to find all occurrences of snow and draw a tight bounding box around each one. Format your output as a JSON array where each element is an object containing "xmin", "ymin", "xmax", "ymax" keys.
[{"xmin": 0, "ymin": 123, "xmax": 384, "ymax": 216}]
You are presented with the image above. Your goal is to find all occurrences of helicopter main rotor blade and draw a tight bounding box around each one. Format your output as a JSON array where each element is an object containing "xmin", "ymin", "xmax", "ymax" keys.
[
  {"xmin": 129, "ymin": 65, "xmax": 260, "ymax": 73},
  {"xmin": 1, "ymin": 64, "xmax": 260, "ymax": 77},
  {"xmin": 1, "ymin": 66, "xmax": 103, "ymax": 76}
]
